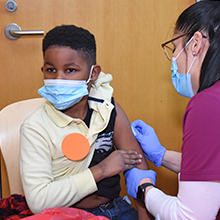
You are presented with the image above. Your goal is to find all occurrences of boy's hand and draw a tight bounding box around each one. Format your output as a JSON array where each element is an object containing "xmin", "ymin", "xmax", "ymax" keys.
[{"xmin": 91, "ymin": 150, "xmax": 142, "ymax": 182}]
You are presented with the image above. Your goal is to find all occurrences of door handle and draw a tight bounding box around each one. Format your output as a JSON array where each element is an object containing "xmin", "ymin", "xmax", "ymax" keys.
[{"xmin": 5, "ymin": 23, "xmax": 44, "ymax": 40}]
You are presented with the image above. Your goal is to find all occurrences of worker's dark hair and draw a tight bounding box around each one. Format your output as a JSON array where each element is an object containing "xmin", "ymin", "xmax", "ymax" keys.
[{"xmin": 175, "ymin": 1, "xmax": 220, "ymax": 92}]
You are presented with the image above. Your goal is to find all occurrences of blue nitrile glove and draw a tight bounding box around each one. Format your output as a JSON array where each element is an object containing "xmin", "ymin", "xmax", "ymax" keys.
[
  {"xmin": 124, "ymin": 168, "xmax": 156, "ymax": 199},
  {"xmin": 131, "ymin": 119, "xmax": 166, "ymax": 167}
]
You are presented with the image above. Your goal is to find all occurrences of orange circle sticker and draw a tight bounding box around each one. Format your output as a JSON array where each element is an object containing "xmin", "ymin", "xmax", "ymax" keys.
[{"xmin": 61, "ymin": 133, "xmax": 90, "ymax": 161}]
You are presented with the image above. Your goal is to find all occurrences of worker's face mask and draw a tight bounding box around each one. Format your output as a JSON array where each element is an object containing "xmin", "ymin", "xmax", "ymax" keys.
[
  {"xmin": 38, "ymin": 65, "xmax": 94, "ymax": 110},
  {"xmin": 171, "ymin": 36, "xmax": 195, "ymax": 98}
]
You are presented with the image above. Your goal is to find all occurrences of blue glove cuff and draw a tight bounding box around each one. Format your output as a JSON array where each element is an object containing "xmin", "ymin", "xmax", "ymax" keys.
[
  {"xmin": 154, "ymin": 146, "xmax": 166, "ymax": 167},
  {"xmin": 124, "ymin": 168, "xmax": 157, "ymax": 199}
]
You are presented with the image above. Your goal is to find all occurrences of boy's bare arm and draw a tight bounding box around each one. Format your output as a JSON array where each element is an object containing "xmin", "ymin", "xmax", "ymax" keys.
[
  {"xmin": 113, "ymin": 101, "xmax": 154, "ymax": 220},
  {"xmin": 113, "ymin": 101, "xmax": 148, "ymax": 169}
]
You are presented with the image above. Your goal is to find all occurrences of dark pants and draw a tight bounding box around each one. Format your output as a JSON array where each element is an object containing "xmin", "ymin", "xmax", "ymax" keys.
[{"xmin": 80, "ymin": 196, "xmax": 138, "ymax": 220}]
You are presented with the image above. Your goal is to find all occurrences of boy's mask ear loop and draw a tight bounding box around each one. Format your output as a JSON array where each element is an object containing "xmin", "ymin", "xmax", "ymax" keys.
[{"xmin": 86, "ymin": 65, "xmax": 94, "ymax": 84}]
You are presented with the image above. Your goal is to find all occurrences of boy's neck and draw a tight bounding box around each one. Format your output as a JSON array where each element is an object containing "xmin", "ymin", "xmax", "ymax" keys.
[{"xmin": 62, "ymin": 96, "xmax": 88, "ymax": 120}]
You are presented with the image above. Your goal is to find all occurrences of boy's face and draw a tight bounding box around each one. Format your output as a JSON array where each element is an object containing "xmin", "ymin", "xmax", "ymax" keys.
[{"xmin": 41, "ymin": 46, "xmax": 91, "ymax": 81}]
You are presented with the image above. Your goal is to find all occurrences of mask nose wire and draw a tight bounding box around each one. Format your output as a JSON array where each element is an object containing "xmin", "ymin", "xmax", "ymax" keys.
[{"xmin": 86, "ymin": 65, "xmax": 94, "ymax": 84}]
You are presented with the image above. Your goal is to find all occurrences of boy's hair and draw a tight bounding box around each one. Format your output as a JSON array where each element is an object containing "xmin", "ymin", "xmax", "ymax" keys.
[{"xmin": 42, "ymin": 25, "xmax": 96, "ymax": 67}]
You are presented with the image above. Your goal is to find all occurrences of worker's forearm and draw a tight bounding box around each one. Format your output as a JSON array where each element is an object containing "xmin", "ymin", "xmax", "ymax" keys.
[{"xmin": 161, "ymin": 150, "xmax": 181, "ymax": 173}]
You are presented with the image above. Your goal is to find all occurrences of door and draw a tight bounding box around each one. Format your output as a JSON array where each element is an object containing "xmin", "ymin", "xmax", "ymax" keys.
[{"xmin": 0, "ymin": 0, "xmax": 194, "ymax": 203}]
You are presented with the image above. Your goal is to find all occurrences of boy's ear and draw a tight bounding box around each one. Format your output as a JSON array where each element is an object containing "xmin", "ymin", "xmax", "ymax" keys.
[{"xmin": 91, "ymin": 65, "xmax": 101, "ymax": 81}]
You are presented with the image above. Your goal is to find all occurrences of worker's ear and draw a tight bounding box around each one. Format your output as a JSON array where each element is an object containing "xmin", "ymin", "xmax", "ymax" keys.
[
  {"xmin": 191, "ymin": 31, "xmax": 205, "ymax": 56},
  {"xmin": 91, "ymin": 65, "xmax": 101, "ymax": 82}
]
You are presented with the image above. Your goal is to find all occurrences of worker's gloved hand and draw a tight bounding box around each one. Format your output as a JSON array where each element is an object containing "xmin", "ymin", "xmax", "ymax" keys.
[
  {"xmin": 124, "ymin": 168, "xmax": 156, "ymax": 199},
  {"xmin": 131, "ymin": 119, "xmax": 166, "ymax": 167}
]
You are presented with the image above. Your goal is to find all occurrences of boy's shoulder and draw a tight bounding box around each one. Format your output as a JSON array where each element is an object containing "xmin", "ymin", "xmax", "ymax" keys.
[{"xmin": 22, "ymin": 102, "xmax": 47, "ymax": 126}]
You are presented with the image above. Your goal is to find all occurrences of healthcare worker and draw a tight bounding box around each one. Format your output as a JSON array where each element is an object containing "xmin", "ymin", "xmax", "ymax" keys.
[{"xmin": 124, "ymin": 1, "xmax": 220, "ymax": 219}]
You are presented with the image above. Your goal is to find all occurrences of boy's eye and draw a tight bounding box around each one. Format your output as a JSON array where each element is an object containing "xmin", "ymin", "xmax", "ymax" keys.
[
  {"xmin": 46, "ymin": 68, "xmax": 56, "ymax": 72},
  {"xmin": 66, "ymin": 68, "xmax": 75, "ymax": 73}
]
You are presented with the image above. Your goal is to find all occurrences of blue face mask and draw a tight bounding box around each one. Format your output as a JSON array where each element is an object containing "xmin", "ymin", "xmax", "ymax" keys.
[
  {"xmin": 171, "ymin": 36, "xmax": 196, "ymax": 98},
  {"xmin": 38, "ymin": 65, "xmax": 94, "ymax": 110}
]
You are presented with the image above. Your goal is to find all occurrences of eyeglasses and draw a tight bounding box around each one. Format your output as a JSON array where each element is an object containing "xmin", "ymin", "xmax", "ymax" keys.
[{"xmin": 161, "ymin": 33, "xmax": 189, "ymax": 61}]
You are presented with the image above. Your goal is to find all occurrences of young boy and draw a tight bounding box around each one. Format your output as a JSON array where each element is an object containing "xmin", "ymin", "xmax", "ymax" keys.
[{"xmin": 20, "ymin": 25, "xmax": 152, "ymax": 220}]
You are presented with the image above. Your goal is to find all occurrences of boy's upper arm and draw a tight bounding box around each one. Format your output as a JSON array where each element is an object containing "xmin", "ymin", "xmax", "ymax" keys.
[{"xmin": 113, "ymin": 101, "xmax": 149, "ymax": 170}]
